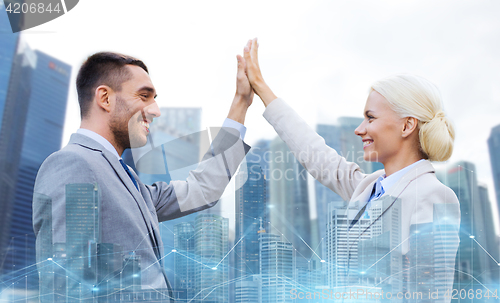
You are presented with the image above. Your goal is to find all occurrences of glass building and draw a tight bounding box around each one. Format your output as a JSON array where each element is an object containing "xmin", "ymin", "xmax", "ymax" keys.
[
  {"xmin": 246, "ymin": 139, "xmax": 271, "ymax": 204},
  {"xmin": 190, "ymin": 214, "xmax": 229, "ymax": 303},
  {"xmin": 65, "ymin": 183, "xmax": 100, "ymax": 299},
  {"xmin": 437, "ymin": 161, "xmax": 494, "ymax": 298},
  {"xmin": 269, "ymin": 136, "xmax": 313, "ymax": 259},
  {"xmin": 0, "ymin": 9, "xmax": 31, "ymax": 282},
  {"xmin": 0, "ymin": 7, "xmax": 71, "ymax": 291},
  {"xmin": 259, "ymin": 232, "xmax": 294, "ymax": 303},
  {"xmin": 173, "ymin": 222, "xmax": 195, "ymax": 301},
  {"xmin": 234, "ymin": 162, "xmax": 268, "ymax": 280},
  {"xmin": 487, "ymin": 124, "xmax": 500, "ymax": 220}
]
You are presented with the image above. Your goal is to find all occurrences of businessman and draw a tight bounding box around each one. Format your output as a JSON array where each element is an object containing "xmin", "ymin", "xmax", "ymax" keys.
[{"xmin": 32, "ymin": 52, "xmax": 252, "ymax": 302}]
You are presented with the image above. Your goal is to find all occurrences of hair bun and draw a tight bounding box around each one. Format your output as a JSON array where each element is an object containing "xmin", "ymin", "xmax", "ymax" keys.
[
  {"xmin": 419, "ymin": 111, "xmax": 455, "ymax": 162},
  {"xmin": 433, "ymin": 110, "xmax": 445, "ymax": 120}
]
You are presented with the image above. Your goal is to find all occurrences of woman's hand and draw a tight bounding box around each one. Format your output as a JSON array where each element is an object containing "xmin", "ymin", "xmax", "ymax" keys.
[{"xmin": 243, "ymin": 38, "xmax": 278, "ymax": 107}]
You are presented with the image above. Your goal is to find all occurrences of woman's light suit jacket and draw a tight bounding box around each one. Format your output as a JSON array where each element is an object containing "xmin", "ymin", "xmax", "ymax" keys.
[{"xmin": 263, "ymin": 98, "xmax": 460, "ymax": 302}]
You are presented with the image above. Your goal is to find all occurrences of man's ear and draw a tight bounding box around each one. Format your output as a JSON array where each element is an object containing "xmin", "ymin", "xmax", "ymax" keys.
[
  {"xmin": 95, "ymin": 85, "xmax": 114, "ymax": 113},
  {"xmin": 402, "ymin": 117, "xmax": 418, "ymax": 138}
]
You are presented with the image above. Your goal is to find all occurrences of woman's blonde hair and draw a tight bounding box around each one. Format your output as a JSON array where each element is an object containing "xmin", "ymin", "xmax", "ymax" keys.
[{"xmin": 370, "ymin": 74, "xmax": 455, "ymax": 162}]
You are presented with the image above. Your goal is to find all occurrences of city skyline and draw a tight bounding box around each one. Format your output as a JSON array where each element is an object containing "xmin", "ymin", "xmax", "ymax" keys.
[{"xmin": 2, "ymin": 1, "xmax": 500, "ymax": 301}]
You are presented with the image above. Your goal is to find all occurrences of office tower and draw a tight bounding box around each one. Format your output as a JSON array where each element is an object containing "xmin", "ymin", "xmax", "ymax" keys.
[
  {"xmin": 121, "ymin": 252, "xmax": 142, "ymax": 292},
  {"xmin": 0, "ymin": 8, "xmax": 71, "ymax": 289},
  {"xmin": 326, "ymin": 201, "xmax": 372, "ymax": 288},
  {"xmin": 128, "ymin": 107, "xmax": 202, "ymax": 284},
  {"xmin": 173, "ymin": 222, "xmax": 195, "ymax": 301},
  {"xmin": 259, "ymin": 232, "xmax": 294, "ymax": 303},
  {"xmin": 431, "ymin": 203, "xmax": 461, "ymax": 299},
  {"xmin": 34, "ymin": 193, "xmax": 64, "ymax": 302},
  {"xmin": 437, "ymin": 161, "xmax": 492, "ymax": 293},
  {"xmin": 235, "ymin": 275, "xmax": 261, "ymax": 303},
  {"xmin": 95, "ymin": 243, "xmax": 123, "ymax": 298},
  {"xmin": 190, "ymin": 214, "xmax": 229, "ymax": 303},
  {"xmin": 358, "ymin": 196, "xmax": 403, "ymax": 297},
  {"xmin": 487, "ymin": 124, "xmax": 500, "ymax": 286},
  {"xmin": 0, "ymin": 11, "xmax": 32, "ymax": 281},
  {"xmin": 269, "ymin": 136, "xmax": 312, "ymax": 258},
  {"xmin": 246, "ymin": 139, "xmax": 271, "ymax": 203},
  {"xmin": 8, "ymin": 51, "xmax": 70, "ymax": 288},
  {"xmin": 488, "ymin": 124, "xmax": 500, "ymax": 207},
  {"xmin": 234, "ymin": 162, "xmax": 267, "ymax": 280},
  {"xmin": 65, "ymin": 183, "xmax": 100, "ymax": 299},
  {"xmin": 65, "ymin": 183, "xmax": 127, "ymax": 302},
  {"xmin": 478, "ymin": 183, "xmax": 500, "ymax": 272},
  {"xmin": 294, "ymin": 257, "xmax": 322, "ymax": 294}
]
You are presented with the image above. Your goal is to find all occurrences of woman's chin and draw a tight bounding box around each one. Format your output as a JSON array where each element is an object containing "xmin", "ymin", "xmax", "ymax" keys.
[{"xmin": 364, "ymin": 152, "xmax": 380, "ymax": 162}]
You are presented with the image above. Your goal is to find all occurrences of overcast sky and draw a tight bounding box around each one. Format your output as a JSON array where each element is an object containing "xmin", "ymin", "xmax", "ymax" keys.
[{"xmin": 16, "ymin": 0, "xmax": 500, "ymax": 231}]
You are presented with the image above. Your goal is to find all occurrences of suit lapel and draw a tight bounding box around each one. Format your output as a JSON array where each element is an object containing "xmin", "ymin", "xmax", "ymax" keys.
[{"xmin": 71, "ymin": 131, "xmax": 157, "ymax": 245}]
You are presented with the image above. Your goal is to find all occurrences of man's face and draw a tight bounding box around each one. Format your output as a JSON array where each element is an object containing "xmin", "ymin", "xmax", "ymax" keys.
[{"xmin": 109, "ymin": 65, "xmax": 160, "ymax": 151}]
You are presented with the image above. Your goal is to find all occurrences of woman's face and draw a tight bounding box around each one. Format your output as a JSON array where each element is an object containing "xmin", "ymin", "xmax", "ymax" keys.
[{"xmin": 355, "ymin": 90, "xmax": 406, "ymax": 164}]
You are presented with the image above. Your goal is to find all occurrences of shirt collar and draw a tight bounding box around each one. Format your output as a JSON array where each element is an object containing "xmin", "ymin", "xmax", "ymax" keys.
[
  {"xmin": 379, "ymin": 159, "xmax": 426, "ymax": 193},
  {"xmin": 76, "ymin": 128, "xmax": 121, "ymax": 160}
]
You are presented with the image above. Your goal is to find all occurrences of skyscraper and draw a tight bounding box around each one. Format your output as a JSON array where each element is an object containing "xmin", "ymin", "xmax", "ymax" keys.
[
  {"xmin": 173, "ymin": 222, "xmax": 195, "ymax": 301},
  {"xmin": 269, "ymin": 136, "xmax": 312, "ymax": 259},
  {"xmin": 478, "ymin": 182, "xmax": 500, "ymax": 272},
  {"xmin": 326, "ymin": 201, "xmax": 373, "ymax": 288},
  {"xmin": 487, "ymin": 124, "xmax": 500, "ymax": 215},
  {"xmin": 246, "ymin": 139, "xmax": 271, "ymax": 204},
  {"xmin": 437, "ymin": 161, "xmax": 493, "ymax": 293},
  {"xmin": 0, "ymin": 8, "xmax": 71, "ymax": 289},
  {"xmin": 0, "ymin": 11, "xmax": 33, "ymax": 281},
  {"xmin": 234, "ymin": 162, "xmax": 267, "ymax": 280},
  {"xmin": 65, "ymin": 183, "xmax": 100, "ymax": 300},
  {"xmin": 235, "ymin": 275, "xmax": 261, "ymax": 303},
  {"xmin": 190, "ymin": 214, "xmax": 229, "ymax": 303},
  {"xmin": 259, "ymin": 232, "xmax": 294, "ymax": 303}
]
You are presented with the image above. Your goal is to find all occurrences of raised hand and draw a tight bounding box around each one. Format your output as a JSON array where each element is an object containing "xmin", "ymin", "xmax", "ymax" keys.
[
  {"xmin": 227, "ymin": 53, "xmax": 254, "ymax": 124},
  {"xmin": 243, "ymin": 38, "xmax": 277, "ymax": 107},
  {"xmin": 235, "ymin": 54, "xmax": 253, "ymax": 107}
]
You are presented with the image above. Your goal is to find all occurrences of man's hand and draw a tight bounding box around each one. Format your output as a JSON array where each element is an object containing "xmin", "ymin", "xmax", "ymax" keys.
[{"xmin": 227, "ymin": 54, "xmax": 254, "ymax": 124}]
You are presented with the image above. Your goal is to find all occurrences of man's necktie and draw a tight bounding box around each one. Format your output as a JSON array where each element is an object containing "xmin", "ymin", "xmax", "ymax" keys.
[{"xmin": 119, "ymin": 159, "xmax": 139, "ymax": 190}]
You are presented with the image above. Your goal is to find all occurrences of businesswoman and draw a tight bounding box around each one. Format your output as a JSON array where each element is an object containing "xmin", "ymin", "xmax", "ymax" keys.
[{"xmin": 241, "ymin": 38, "xmax": 460, "ymax": 301}]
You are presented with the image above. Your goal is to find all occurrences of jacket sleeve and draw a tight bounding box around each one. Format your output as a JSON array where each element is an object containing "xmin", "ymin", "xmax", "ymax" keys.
[
  {"xmin": 263, "ymin": 98, "xmax": 366, "ymax": 202},
  {"xmin": 146, "ymin": 127, "xmax": 250, "ymax": 222}
]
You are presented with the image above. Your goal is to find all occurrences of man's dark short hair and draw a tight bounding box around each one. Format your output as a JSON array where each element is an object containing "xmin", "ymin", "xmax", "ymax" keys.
[{"xmin": 76, "ymin": 52, "xmax": 148, "ymax": 118}]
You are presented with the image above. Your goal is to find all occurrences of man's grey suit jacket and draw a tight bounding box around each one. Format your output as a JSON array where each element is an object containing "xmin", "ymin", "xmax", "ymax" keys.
[{"xmin": 32, "ymin": 127, "xmax": 249, "ymax": 301}]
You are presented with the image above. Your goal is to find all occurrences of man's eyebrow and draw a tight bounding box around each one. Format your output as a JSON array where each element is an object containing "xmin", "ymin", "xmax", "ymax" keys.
[{"xmin": 138, "ymin": 86, "xmax": 157, "ymax": 98}]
